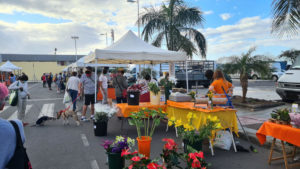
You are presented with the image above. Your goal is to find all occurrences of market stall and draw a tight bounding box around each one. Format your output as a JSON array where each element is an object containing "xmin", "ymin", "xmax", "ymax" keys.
[
  {"xmin": 0, "ymin": 61, "xmax": 21, "ymax": 84},
  {"xmin": 256, "ymin": 122, "xmax": 300, "ymax": 169}
]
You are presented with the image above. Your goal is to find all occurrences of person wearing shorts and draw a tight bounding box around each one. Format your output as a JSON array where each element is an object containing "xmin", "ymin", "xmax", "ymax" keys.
[{"xmin": 79, "ymin": 67, "xmax": 96, "ymax": 121}]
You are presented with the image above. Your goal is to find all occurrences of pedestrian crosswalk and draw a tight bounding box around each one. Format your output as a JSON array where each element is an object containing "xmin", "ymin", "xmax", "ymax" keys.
[{"xmin": 38, "ymin": 103, "xmax": 55, "ymax": 118}]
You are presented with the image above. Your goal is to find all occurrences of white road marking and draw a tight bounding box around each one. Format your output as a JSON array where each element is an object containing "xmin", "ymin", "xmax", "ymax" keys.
[
  {"xmin": 90, "ymin": 160, "xmax": 100, "ymax": 169},
  {"xmin": 38, "ymin": 103, "xmax": 55, "ymax": 118},
  {"xmin": 1, "ymin": 106, "xmax": 9, "ymax": 113},
  {"xmin": 27, "ymin": 98, "xmax": 63, "ymax": 102},
  {"xmin": 7, "ymin": 105, "xmax": 33, "ymax": 120},
  {"xmin": 80, "ymin": 134, "xmax": 89, "ymax": 147}
]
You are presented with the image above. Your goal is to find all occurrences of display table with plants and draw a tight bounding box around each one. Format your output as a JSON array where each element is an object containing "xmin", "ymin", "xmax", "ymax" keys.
[
  {"xmin": 94, "ymin": 104, "xmax": 117, "ymax": 136},
  {"xmin": 128, "ymin": 108, "xmax": 167, "ymax": 158},
  {"xmin": 102, "ymin": 136, "xmax": 135, "ymax": 169},
  {"xmin": 116, "ymin": 102, "xmax": 166, "ymax": 118},
  {"xmin": 256, "ymin": 121, "xmax": 300, "ymax": 169}
]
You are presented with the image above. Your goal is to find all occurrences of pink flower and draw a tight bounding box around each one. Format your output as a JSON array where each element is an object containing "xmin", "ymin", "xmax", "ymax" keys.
[
  {"xmin": 188, "ymin": 153, "xmax": 197, "ymax": 160},
  {"xmin": 131, "ymin": 156, "xmax": 141, "ymax": 162},
  {"xmin": 128, "ymin": 164, "xmax": 133, "ymax": 169},
  {"xmin": 147, "ymin": 162, "xmax": 159, "ymax": 169},
  {"xmin": 191, "ymin": 158, "xmax": 201, "ymax": 168},
  {"xmin": 195, "ymin": 152, "xmax": 204, "ymax": 159},
  {"xmin": 121, "ymin": 149, "xmax": 131, "ymax": 157}
]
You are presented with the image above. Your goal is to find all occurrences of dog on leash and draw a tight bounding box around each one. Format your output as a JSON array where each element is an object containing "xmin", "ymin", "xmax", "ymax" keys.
[{"xmin": 57, "ymin": 110, "xmax": 80, "ymax": 126}]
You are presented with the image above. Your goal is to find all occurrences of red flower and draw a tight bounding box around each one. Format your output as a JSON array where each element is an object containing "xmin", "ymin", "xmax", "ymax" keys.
[
  {"xmin": 131, "ymin": 156, "xmax": 141, "ymax": 162},
  {"xmin": 195, "ymin": 152, "xmax": 204, "ymax": 159},
  {"xmin": 188, "ymin": 153, "xmax": 197, "ymax": 160},
  {"xmin": 191, "ymin": 158, "xmax": 201, "ymax": 168},
  {"xmin": 131, "ymin": 150, "xmax": 138, "ymax": 155},
  {"xmin": 121, "ymin": 149, "xmax": 131, "ymax": 157},
  {"xmin": 128, "ymin": 164, "xmax": 133, "ymax": 169},
  {"xmin": 162, "ymin": 138, "xmax": 177, "ymax": 150},
  {"xmin": 147, "ymin": 162, "xmax": 159, "ymax": 169}
]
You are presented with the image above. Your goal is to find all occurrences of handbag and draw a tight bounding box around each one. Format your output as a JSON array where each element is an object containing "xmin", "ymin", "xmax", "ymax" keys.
[
  {"xmin": 9, "ymin": 82, "xmax": 19, "ymax": 106},
  {"xmin": 6, "ymin": 121, "xmax": 32, "ymax": 169},
  {"xmin": 63, "ymin": 91, "xmax": 71, "ymax": 104}
]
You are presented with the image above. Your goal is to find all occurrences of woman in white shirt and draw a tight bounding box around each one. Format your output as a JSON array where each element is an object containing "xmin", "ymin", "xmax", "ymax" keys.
[
  {"xmin": 8, "ymin": 75, "xmax": 30, "ymax": 125},
  {"xmin": 66, "ymin": 72, "xmax": 81, "ymax": 111},
  {"xmin": 99, "ymin": 69, "xmax": 108, "ymax": 104}
]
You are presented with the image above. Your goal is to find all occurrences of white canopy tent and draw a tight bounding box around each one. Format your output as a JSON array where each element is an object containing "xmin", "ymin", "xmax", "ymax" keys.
[
  {"xmin": 72, "ymin": 56, "xmax": 128, "ymax": 68},
  {"xmin": 84, "ymin": 30, "xmax": 188, "ymax": 102},
  {"xmin": 0, "ymin": 61, "xmax": 22, "ymax": 70},
  {"xmin": 0, "ymin": 67, "xmax": 12, "ymax": 72}
]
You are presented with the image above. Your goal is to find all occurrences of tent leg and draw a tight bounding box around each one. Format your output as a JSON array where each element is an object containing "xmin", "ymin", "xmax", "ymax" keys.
[
  {"xmin": 95, "ymin": 60, "xmax": 98, "ymax": 103},
  {"xmin": 185, "ymin": 60, "xmax": 189, "ymax": 92}
]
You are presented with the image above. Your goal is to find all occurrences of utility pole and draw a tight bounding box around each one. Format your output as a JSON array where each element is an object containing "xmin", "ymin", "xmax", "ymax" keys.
[
  {"xmin": 71, "ymin": 36, "xmax": 79, "ymax": 61},
  {"xmin": 111, "ymin": 29, "xmax": 115, "ymax": 44}
]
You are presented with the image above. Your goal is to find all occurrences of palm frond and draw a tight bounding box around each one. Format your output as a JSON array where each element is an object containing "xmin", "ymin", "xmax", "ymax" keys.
[
  {"xmin": 174, "ymin": 7, "xmax": 204, "ymax": 27},
  {"xmin": 187, "ymin": 28, "xmax": 207, "ymax": 58},
  {"xmin": 152, "ymin": 31, "xmax": 165, "ymax": 47},
  {"xmin": 271, "ymin": 0, "xmax": 300, "ymax": 37}
]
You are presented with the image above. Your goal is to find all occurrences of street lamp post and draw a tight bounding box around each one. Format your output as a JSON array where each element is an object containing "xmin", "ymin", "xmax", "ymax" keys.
[
  {"xmin": 71, "ymin": 36, "xmax": 79, "ymax": 61},
  {"xmin": 100, "ymin": 33, "xmax": 108, "ymax": 46},
  {"xmin": 127, "ymin": 0, "xmax": 140, "ymax": 38}
]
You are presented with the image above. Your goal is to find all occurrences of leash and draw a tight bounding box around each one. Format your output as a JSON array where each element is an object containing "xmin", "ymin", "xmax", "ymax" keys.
[{"xmin": 61, "ymin": 93, "xmax": 81, "ymax": 113}]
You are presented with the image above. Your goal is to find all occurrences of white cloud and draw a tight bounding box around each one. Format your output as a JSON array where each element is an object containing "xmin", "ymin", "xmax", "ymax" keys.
[
  {"xmin": 220, "ymin": 13, "xmax": 232, "ymax": 20},
  {"xmin": 204, "ymin": 10, "xmax": 213, "ymax": 15},
  {"xmin": 201, "ymin": 16, "xmax": 300, "ymax": 59}
]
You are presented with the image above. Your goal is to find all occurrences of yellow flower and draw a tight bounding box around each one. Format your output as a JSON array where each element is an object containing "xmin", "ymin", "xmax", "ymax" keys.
[
  {"xmin": 141, "ymin": 107, "xmax": 146, "ymax": 110},
  {"xmin": 170, "ymin": 116, "xmax": 176, "ymax": 122},
  {"xmin": 168, "ymin": 120, "xmax": 173, "ymax": 126},
  {"xmin": 162, "ymin": 111, "xmax": 166, "ymax": 114},
  {"xmin": 175, "ymin": 119, "xmax": 183, "ymax": 127},
  {"xmin": 187, "ymin": 112, "xmax": 193, "ymax": 120},
  {"xmin": 210, "ymin": 116, "xmax": 219, "ymax": 122},
  {"xmin": 215, "ymin": 123, "xmax": 222, "ymax": 129}
]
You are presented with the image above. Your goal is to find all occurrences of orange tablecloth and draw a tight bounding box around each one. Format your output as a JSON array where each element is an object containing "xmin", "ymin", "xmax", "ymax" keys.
[
  {"xmin": 167, "ymin": 100, "xmax": 238, "ymax": 134},
  {"xmin": 97, "ymin": 88, "xmax": 116, "ymax": 100},
  {"xmin": 116, "ymin": 102, "xmax": 166, "ymax": 118},
  {"xmin": 256, "ymin": 121, "xmax": 300, "ymax": 147}
]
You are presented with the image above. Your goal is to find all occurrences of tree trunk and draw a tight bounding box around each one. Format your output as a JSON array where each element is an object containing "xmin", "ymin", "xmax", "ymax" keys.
[
  {"xmin": 169, "ymin": 62, "xmax": 175, "ymax": 77},
  {"xmin": 240, "ymin": 74, "xmax": 248, "ymax": 103}
]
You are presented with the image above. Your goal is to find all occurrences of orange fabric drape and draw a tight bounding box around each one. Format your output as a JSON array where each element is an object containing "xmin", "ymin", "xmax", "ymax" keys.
[
  {"xmin": 97, "ymin": 88, "xmax": 116, "ymax": 100},
  {"xmin": 116, "ymin": 102, "xmax": 166, "ymax": 118},
  {"xmin": 256, "ymin": 121, "xmax": 300, "ymax": 147}
]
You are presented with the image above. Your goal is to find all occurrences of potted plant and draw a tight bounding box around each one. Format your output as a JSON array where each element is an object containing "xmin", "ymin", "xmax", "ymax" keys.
[
  {"xmin": 94, "ymin": 104, "xmax": 117, "ymax": 136},
  {"xmin": 188, "ymin": 91, "xmax": 196, "ymax": 102},
  {"xmin": 207, "ymin": 91, "xmax": 214, "ymax": 110},
  {"xmin": 128, "ymin": 108, "xmax": 167, "ymax": 157},
  {"xmin": 168, "ymin": 113, "xmax": 222, "ymax": 152},
  {"xmin": 102, "ymin": 136, "xmax": 135, "ymax": 169},
  {"xmin": 159, "ymin": 74, "xmax": 176, "ymax": 103},
  {"xmin": 148, "ymin": 82, "xmax": 161, "ymax": 105},
  {"xmin": 272, "ymin": 108, "xmax": 291, "ymax": 125},
  {"xmin": 161, "ymin": 138, "xmax": 182, "ymax": 169},
  {"xmin": 122, "ymin": 149, "xmax": 165, "ymax": 169},
  {"xmin": 127, "ymin": 84, "xmax": 142, "ymax": 105}
]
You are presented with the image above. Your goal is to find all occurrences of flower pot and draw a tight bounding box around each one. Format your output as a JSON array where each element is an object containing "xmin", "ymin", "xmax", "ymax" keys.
[
  {"xmin": 150, "ymin": 91, "xmax": 161, "ymax": 105},
  {"xmin": 94, "ymin": 121, "xmax": 107, "ymax": 136},
  {"xmin": 137, "ymin": 136, "xmax": 152, "ymax": 158},
  {"xmin": 107, "ymin": 152, "xmax": 125, "ymax": 169},
  {"xmin": 127, "ymin": 91, "xmax": 140, "ymax": 105},
  {"xmin": 183, "ymin": 139, "xmax": 203, "ymax": 153}
]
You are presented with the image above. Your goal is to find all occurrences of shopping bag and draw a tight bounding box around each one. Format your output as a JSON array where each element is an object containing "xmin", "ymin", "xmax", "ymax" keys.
[
  {"xmin": 9, "ymin": 90, "xmax": 18, "ymax": 106},
  {"xmin": 214, "ymin": 130, "xmax": 232, "ymax": 151},
  {"xmin": 63, "ymin": 91, "xmax": 71, "ymax": 104}
]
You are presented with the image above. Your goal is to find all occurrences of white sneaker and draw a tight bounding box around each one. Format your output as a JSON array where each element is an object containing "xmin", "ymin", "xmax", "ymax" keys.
[
  {"xmin": 81, "ymin": 116, "xmax": 88, "ymax": 122},
  {"xmin": 90, "ymin": 115, "xmax": 95, "ymax": 121}
]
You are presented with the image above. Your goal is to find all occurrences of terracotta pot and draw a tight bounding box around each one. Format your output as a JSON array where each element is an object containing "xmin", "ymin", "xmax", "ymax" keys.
[{"xmin": 137, "ymin": 136, "xmax": 152, "ymax": 158}]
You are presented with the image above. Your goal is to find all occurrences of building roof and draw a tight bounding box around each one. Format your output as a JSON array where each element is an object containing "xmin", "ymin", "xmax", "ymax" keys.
[{"xmin": 0, "ymin": 54, "xmax": 85, "ymax": 62}]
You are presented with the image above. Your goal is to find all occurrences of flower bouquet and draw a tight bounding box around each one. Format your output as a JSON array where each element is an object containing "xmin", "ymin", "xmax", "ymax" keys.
[
  {"xmin": 127, "ymin": 84, "xmax": 142, "ymax": 105},
  {"xmin": 168, "ymin": 113, "xmax": 222, "ymax": 152},
  {"xmin": 128, "ymin": 108, "xmax": 167, "ymax": 157},
  {"xmin": 94, "ymin": 104, "xmax": 117, "ymax": 136},
  {"xmin": 102, "ymin": 136, "xmax": 135, "ymax": 169}
]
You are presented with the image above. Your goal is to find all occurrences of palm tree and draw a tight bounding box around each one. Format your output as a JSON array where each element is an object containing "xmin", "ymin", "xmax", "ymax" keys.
[
  {"xmin": 139, "ymin": 0, "xmax": 206, "ymax": 58},
  {"xmin": 279, "ymin": 49, "xmax": 300, "ymax": 63},
  {"xmin": 271, "ymin": 0, "xmax": 300, "ymax": 37},
  {"xmin": 222, "ymin": 47, "xmax": 271, "ymax": 103}
]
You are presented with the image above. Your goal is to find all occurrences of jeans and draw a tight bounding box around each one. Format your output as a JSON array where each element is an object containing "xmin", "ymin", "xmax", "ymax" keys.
[
  {"xmin": 17, "ymin": 98, "xmax": 27, "ymax": 121},
  {"xmin": 101, "ymin": 88, "xmax": 108, "ymax": 104},
  {"xmin": 116, "ymin": 97, "xmax": 127, "ymax": 104},
  {"xmin": 68, "ymin": 89, "xmax": 78, "ymax": 111}
]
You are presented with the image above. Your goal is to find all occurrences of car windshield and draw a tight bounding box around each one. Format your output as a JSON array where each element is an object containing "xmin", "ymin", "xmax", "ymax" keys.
[{"xmin": 291, "ymin": 56, "xmax": 300, "ymax": 69}]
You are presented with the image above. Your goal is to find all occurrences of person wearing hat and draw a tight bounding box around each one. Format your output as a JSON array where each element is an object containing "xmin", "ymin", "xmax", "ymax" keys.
[
  {"xmin": 79, "ymin": 66, "xmax": 96, "ymax": 121},
  {"xmin": 113, "ymin": 68, "xmax": 128, "ymax": 103},
  {"xmin": 8, "ymin": 74, "xmax": 30, "ymax": 126}
]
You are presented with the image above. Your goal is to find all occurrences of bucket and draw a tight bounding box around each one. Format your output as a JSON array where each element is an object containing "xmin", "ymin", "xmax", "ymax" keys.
[
  {"xmin": 107, "ymin": 152, "xmax": 125, "ymax": 169},
  {"xmin": 150, "ymin": 91, "xmax": 161, "ymax": 105},
  {"xmin": 137, "ymin": 136, "xmax": 152, "ymax": 158},
  {"xmin": 127, "ymin": 91, "xmax": 140, "ymax": 105},
  {"xmin": 94, "ymin": 121, "xmax": 108, "ymax": 136}
]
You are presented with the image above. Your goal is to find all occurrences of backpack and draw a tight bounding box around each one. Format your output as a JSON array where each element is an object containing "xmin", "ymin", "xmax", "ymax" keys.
[{"xmin": 6, "ymin": 121, "xmax": 32, "ymax": 169}]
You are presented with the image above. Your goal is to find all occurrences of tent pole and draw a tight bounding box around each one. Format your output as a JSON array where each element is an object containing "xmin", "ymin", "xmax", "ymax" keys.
[
  {"xmin": 94, "ymin": 59, "xmax": 98, "ymax": 103},
  {"xmin": 186, "ymin": 60, "xmax": 189, "ymax": 92}
]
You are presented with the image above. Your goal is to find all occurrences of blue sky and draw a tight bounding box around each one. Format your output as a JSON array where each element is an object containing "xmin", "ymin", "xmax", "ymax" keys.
[{"xmin": 0, "ymin": 0, "xmax": 299, "ymax": 60}]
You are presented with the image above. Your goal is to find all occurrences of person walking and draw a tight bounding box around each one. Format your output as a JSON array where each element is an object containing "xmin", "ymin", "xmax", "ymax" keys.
[
  {"xmin": 99, "ymin": 69, "xmax": 108, "ymax": 104},
  {"xmin": 66, "ymin": 72, "xmax": 81, "ymax": 111},
  {"xmin": 47, "ymin": 72, "xmax": 53, "ymax": 90},
  {"xmin": 8, "ymin": 75, "xmax": 30, "ymax": 126},
  {"xmin": 79, "ymin": 67, "xmax": 96, "ymax": 121},
  {"xmin": 42, "ymin": 73, "xmax": 46, "ymax": 88},
  {"xmin": 113, "ymin": 69, "xmax": 128, "ymax": 103},
  {"xmin": 56, "ymin": 73, "xmax": 62, "ymax": 93},
  {"xmin": 9, "ymin": 74, "xmax": 16, "ymax": 84}
]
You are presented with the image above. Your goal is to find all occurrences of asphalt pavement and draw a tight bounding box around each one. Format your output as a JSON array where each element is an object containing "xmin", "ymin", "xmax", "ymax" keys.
[{"xmin": 0, "ymin": 82, "xmax": 294, "ymax": 169}]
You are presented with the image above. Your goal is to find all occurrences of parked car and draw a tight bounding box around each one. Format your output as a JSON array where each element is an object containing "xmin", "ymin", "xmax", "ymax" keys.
[
  {"xmin": 250, "ymin": 61, "xmax": 286, "ymax": 81},
  {"xmin": 276, "ymin": 56, "xmax": 300, "ymax": 101}
]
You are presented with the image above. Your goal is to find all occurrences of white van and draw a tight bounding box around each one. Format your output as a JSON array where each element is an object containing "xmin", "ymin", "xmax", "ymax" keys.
[{"xmin": 276, "ymin": 56, "xmax": 300, "ymax": 101}]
